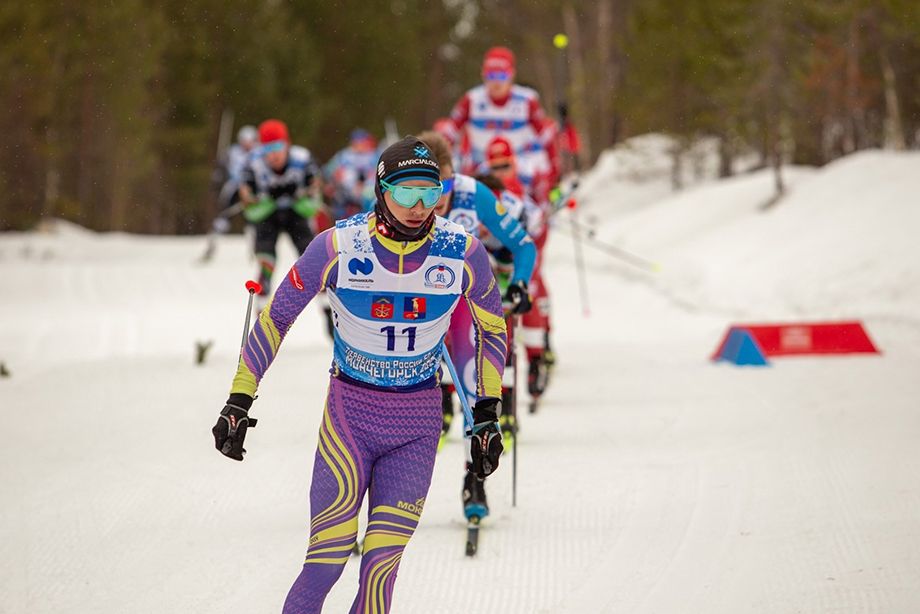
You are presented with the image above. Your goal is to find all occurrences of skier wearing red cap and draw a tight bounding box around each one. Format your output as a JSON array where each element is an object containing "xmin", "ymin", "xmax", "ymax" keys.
[
  {"xmin": 442, "ymin": 46, "xmax": 557, "ymax": 204},
  {"xmin": 239, "ymin": 119, "xmax": 322, "ymax": 301},
  {"xmin": 486, "ymin": 136, "xmax": 556, "ymax": 405}
]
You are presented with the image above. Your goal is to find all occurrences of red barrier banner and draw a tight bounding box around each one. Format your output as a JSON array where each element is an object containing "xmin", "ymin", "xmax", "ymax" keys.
[{"xmin": 737, "ymin": 321, "xmax": 879, "ymax": 356}]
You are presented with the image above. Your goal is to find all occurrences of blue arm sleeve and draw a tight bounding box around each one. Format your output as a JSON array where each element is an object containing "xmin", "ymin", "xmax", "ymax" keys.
[{"xmin": 473, "ymin": 180, "xmax": 537, "ymax": 285}]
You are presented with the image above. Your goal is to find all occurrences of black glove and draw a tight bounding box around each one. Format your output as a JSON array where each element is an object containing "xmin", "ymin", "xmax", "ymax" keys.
[
  {"xmin": 504, "ymin": 281, "xmax": 532, "ymax": 314},
  {"xmin": 212, "ymin": 393, "xmax": 257, "ymax": 461},
  {"xmin": 468, "ymin": 399, "xmax": 503, "ymax": 479}
]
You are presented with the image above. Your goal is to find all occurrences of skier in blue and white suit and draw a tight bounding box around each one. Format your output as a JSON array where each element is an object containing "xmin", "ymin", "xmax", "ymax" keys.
[
  {"xmin": 323, "ymin": 128, "xmax": 381, "ymax": 220},
  {"xmin": 418, "ymin": 130, "xmax": 536, "ymax": 521}
]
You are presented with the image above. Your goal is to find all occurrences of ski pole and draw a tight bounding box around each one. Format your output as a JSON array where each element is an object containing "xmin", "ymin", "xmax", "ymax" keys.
[
  {"xmin": 554, "ymin": 225, "xmax": 659, "ymax": 272},
  {"xmin": 569, "ymin": 200, "xmax": 591, "ymax": 317},
  {"xmin": 549, "ymin": 180, "xmax": 580, "ymax": 215},
  {"xmin": 500, "ymin": 297, "xmax": 522, "ymax": 508},
  {"xmin": 441, "ymin": 341, "xmax": 474, "ymax": 435},
  {"xmin": 510, "ymin": 314, "xmax": 520, "ymax": 508},
  {"xmin": 551, "ymin": 33, "xmax": 590, "ymax": 316},
  {"xmin": 241, "ymin": 280, "xmax": 262, "ymax": 352}
]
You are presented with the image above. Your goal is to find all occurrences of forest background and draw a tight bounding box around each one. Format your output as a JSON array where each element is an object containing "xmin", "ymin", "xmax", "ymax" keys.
[{"xmin": 1, "ymin": 0, "xmax": 918, "ymax": 233}]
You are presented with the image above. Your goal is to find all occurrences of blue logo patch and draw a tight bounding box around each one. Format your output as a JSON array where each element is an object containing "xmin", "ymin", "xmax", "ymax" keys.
[
  {"xmin": 424, "ymin": 263, "xmax": 456, "ymax": 289},
  {"xmin": 414, "ymin": 146, "xmax": 429, "ymax": 158},
  {"xmin": 348, "ymin": 257, "xmax": 374, "ymax": 276}
]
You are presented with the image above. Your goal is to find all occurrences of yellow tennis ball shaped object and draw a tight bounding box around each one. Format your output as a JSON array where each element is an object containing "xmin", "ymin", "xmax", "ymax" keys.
[{"xmin": 553, "ymin": 33, "xmax": 569, "ymax": 49}]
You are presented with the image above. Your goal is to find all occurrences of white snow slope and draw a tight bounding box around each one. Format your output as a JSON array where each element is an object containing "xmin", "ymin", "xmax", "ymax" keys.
[{"xmin": 2, "ymin": 143, "xmax": 920, "ymax": 613}]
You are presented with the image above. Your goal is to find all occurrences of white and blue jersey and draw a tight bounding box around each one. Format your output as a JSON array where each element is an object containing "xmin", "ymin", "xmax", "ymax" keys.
[
  {"xmin": 446, "ymin": 173, "xmax": 536, "ymax": 285},
  {"xmin": 324, "ymin": 146, "xmax": 381, "ymax": 215},
  {"xmin": 242, "ymin": 145, "xmax": 318, "ymax": 209},
  {"xmin": 327, "ymin": 213, "xmax": 467, "ymax": 388},
  {"xmin": 226, "ymin": 144, "xmax": 252, "ymax": 183}
]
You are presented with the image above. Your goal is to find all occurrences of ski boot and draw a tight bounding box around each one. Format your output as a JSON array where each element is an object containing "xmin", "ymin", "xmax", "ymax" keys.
[
  {"xmin": 527, "ymin": 355, "xmax": 549, "ymax": 398},
  {"xmin": 462, "ymin": 470, "xmax": 489, "ymax": 520}
]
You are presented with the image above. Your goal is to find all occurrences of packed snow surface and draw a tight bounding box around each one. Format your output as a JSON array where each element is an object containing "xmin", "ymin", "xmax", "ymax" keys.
[{"xmin": 2, "ymin": 142, "xmax": 919, "ymax": 613}]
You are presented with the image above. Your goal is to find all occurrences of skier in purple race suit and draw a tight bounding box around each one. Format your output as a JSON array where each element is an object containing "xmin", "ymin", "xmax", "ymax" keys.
[{"xmin": 212, "ymin": 137, "xmax": 507, "ymax": 614}]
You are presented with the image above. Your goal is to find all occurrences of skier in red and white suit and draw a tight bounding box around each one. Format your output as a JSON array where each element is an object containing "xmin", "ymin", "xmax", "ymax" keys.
[
  {"xmin": 485, "ymin": 137, "xmax": 555, "ymax": 400},
  {"xmin": 443, "ymin": 46, "xmax": 557, "ymax": 205}
]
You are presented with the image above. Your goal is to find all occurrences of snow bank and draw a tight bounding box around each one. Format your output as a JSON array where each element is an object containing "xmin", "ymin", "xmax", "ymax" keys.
[{"xmin": 579, "ymin": 148, "xmax": 920, "ymax": 323}]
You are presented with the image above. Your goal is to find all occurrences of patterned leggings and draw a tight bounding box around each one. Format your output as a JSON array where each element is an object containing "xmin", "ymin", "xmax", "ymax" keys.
[{"xmin": 282, "ymin": 377, "xmax": 441, "ymax": 614}]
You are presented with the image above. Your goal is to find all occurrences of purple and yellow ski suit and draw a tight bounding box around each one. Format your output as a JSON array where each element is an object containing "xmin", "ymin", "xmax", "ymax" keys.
[{"xmin": 230, "ymin": 212, "xmax": 506, "ymax": 613}]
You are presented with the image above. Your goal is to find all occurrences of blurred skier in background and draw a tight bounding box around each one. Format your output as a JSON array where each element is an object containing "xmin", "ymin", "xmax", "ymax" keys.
[
  {"xmin": 211, "ymin": 125, "xmax": 258, "ymax": 234},
  {"xmin": 485, "ymin": 136, "xmax": 555, "ymax": 407},
  {"xmin": 441, "ymin": 46, "xmax": 558, "ymax": 205},
  {"xmin": 322, "ymin": 128, "xmax": 380, "ymax": 221},
  {"xmin": 238, "ymin": 119, "xmax": 323, "ymax": 306}
]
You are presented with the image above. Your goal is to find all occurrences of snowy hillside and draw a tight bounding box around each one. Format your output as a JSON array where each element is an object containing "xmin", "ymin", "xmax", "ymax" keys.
[
  {"xmin": 2, "ymin": 143, "xmax": 920, "ymax": 613},
  {"xmin": 578, "ymin": 148, "xmax": 920, "ymax": 323}
]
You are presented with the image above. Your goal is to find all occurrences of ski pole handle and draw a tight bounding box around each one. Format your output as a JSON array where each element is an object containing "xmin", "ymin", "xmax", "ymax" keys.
[
  {"xmin": 241, "ymin": 280, "xmax": 262, "ymax": 352},
  {"xmin": 441, "ymin": 341, "xmax": 474, "ymax": 435}
]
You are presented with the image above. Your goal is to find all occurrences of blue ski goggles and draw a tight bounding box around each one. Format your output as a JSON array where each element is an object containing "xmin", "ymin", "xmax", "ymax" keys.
[
  {"xmin": 440, "ymin": 176, "xmax": 455, "ymax": 194},
  {"xmin": 380, "ymin": 179, "xmax": 444, "ymax": 208},
  {"xmin": 484, "ymin": 70, "xmax": 512, "ymax": 82},
  {"xmin": 261, "ymin": 141, "xmax": 286, "ymax": 154}
]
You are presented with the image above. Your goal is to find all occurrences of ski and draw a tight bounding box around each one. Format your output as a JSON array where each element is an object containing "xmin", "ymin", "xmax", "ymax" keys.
[
  {"xmin": 553, "ymin": 224, "xmax": 659, "ymax": 272},
  {"xmin": 465, "ymin": 515, "xmax": 481, "ymax": 556}
]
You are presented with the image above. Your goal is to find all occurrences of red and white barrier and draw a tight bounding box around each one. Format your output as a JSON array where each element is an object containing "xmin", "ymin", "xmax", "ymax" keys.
[{"xmin": 712, "ymin": 320, "xmax": 880, "ymax": 365}]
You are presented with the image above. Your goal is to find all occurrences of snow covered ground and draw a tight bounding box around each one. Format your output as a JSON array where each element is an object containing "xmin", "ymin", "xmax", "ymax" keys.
[{"xmin": 2, "ymin": 142, "xmax": 920, "ymax": 613}]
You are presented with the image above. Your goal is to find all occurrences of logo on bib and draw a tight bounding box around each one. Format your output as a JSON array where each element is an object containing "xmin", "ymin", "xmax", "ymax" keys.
[
  {"xmin": 371, "ymin": 295, "xmax": 394, "ymax": 319},
  {"xmin": 348, "ymin": 257, "xmax": 374, "ymax": 276},
  {"xmin": 451, "ymin": 211, "xmax": 476, "ymax": 231},
  {"xmin": 403, "ymin": 296, "xmax": 427, "ymax": 320},
  {"xmin": 424, "ymin": 263, "xmax": 456, "ymax": 289}
]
